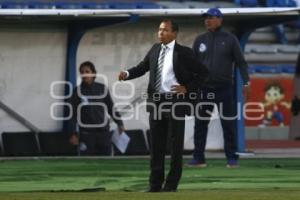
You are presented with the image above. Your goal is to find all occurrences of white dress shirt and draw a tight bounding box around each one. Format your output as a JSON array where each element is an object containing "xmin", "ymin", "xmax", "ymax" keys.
[
  {"xmin": 159, "ymin": 40, "xmax": 179, "ymax": 93},
  {"xmin": 124, "ymin": 40, "xmax": 179, "ymax": 93}
]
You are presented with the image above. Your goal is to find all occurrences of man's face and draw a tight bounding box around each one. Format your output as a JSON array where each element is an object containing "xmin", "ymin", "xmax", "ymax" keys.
[
  {"xmin": 204, "ymin": 16, "xmax": 222, "ymax": 31},
  {"xmin": 80, "ymin": 66, "xmax": 95, "ymax": 85},
  {"xmin": 158, "ymin": 21, "xmax": 177, "ymax": 44}
]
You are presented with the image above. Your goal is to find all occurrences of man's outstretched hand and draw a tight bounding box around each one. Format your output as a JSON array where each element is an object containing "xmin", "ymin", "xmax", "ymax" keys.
[{"xmin": 118, "ymin": 71, "xmax": 127, "ymax": 81}]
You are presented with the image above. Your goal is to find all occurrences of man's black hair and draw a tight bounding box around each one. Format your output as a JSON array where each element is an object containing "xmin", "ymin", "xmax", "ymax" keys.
[{"xmin": 161, "ymin": 19, "xmax": 179, "ymax": 32}]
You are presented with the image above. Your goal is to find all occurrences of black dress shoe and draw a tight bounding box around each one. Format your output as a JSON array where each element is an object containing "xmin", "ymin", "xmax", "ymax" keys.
[{"xmin": 145, "ymin": 188, "xmax": 161, "ymax": 192}]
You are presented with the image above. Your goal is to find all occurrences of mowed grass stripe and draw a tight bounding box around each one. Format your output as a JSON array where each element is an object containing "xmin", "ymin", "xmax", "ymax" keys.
[
  {"xmin": 1, "ymin": 190, "xmax": 300, "ymax": 200},
  {"xmin": 0, "ymin": 158, "xmax": 299, "ymax": 192}
]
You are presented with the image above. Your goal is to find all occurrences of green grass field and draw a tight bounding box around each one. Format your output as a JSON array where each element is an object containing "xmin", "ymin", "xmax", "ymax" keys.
[{"xmin": 0, "ymin": 158, "xmax": 299, "ymax": 200}]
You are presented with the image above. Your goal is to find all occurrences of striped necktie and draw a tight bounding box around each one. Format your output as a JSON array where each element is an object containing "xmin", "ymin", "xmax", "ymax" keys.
[{"xmin": 154, "ymin": 45, "xmax": 167, "ymax": 92}]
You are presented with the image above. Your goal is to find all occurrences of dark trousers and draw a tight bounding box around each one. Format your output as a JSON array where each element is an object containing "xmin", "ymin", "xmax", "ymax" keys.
[
  {"xmin": 79, "ymin": 131, "xmax": 112, "ymax": 155},
  {"xmin": 193, "ymin": 86, "xmax": 238, "ymax": 162},
  {"xmin": 148, "ymin": 94, "xmax": 186, "ymax": 190}
]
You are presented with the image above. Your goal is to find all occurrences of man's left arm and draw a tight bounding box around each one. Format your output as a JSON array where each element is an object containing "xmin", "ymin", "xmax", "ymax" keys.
[
  {"xmin": 232, "ymin": 36, "xmax": 251, "ymax": 99},
  {"xmin": 232, "ymin": 36, "xmax": 250, "ymax": 86}
]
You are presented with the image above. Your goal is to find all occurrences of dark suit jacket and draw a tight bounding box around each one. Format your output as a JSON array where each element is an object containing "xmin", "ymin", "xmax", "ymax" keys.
[
  {"xmin": 126, "ymin": 42, "xmax": 208, "ymax": 114},
  {"xmin": 126, "ymin": 43, "xmax": 208, "ymax": 116}
]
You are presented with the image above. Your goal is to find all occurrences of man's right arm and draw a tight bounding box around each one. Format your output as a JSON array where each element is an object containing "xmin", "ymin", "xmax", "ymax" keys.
[{"xmin": 118, "ymin": 44, "xmax": 155, "ymax": 81}]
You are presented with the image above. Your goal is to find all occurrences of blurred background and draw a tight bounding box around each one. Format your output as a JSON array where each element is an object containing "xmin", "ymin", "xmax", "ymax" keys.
[{"xmin": 0, "ymin": 0, "xmax": 300, "ymax": 157}]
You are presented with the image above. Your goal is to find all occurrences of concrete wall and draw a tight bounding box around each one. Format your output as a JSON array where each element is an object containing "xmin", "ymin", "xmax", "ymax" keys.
[{"xmin": 0, "ymin": 26, "xmax": 67, "ymax": 137}]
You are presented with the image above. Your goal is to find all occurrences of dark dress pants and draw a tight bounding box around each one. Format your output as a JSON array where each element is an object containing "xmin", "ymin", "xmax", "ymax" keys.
[
  {"xmin": 193, "ymin": 86, "xmax": 238, "ymax": 163},
  {"xmin": 148, "ymin": 95, "xmax": 186, "ymax": 190}
]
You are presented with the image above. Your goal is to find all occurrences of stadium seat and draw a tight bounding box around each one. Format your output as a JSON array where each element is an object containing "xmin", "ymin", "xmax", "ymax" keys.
[
  {"xmin": 276, "ymin": 45, "xmax": 300, "ymax": 53},
  {"xmin": 272, "ymin": 25, "xmax": 288, "ymax": 44},
  {"xmin": 105, "ymin": 2, "xmax": 138, "ymax": 9},
  {"xmin": 182, "ymin": 1, "xmax": 239, "ymax": 8},
  {"xmin": 27, "ymin": 2, "xmax": 55, "ymax": 9},
  {"xmin": 267, "ymin": 0, "xmax": 297, "ymax": 7},
  {"xmin": 81, "ymin": 3, "xmax": 107, "ymax": 9},
  {"xmin": 249, "ymin": 45, "xmax": 277, "ymax": 54},
  {"xmin": 254, "ymin": 65, "xmax": 282, "ymax": 73},
  {"xmin": 182, "ymin": 1, "xmax": 210, "ymax": 8},
  {"xmin": 54, "ymin": 2, "xmax": 83, "ymax": 9},
  {"xmin": 280, "ymin": 64, "xmax": 296, "ymax": 73},
  {"xmin": 136, "ymin": 2, "xmax": 161, "ymax": 9},
  {"xmin": 0, "ymin": 2, "xmax": 30, "ymax": 9},
  {"xmin": 244, "ymin": 46, "xmax": 252, "ymax": 54},
  {"xmin": 39, "ymin": 132, "xmax": 77, "ymax": 156},
  {"xmin": 114, "ymin": 129, "xmax": 148, "ymax": 155},
  {"xmin": 0, "ymin": 1, "xmax": 160, "ymax": 9},
  {"xmin": 157, "ymin": 1, "xmax": 190, "ymax": 8},
  {"xmin": 239, "ymin": 0, "xmax": 258, "ymax": 7},
  {"xmin": 2, "ymin": 132, "xmax": 40, "ymax": 156},
  {"xmin": 249, "ymin": 64, "xmax": 296, "ymax": 74},
  {"xmin": 248, "ymin": 65, "xmax": 257, "ymax": 74}
]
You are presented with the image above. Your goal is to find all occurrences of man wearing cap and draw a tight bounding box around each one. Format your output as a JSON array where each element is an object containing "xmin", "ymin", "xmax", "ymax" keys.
[{"xmin": 187, "ymin": 8, "xmax": 250, "ymax": 168}]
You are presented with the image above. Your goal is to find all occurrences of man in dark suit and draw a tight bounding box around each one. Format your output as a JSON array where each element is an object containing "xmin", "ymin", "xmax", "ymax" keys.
[{"xmin": 118, "ymin": 19, "xmax": 207, "ymax": 192}]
